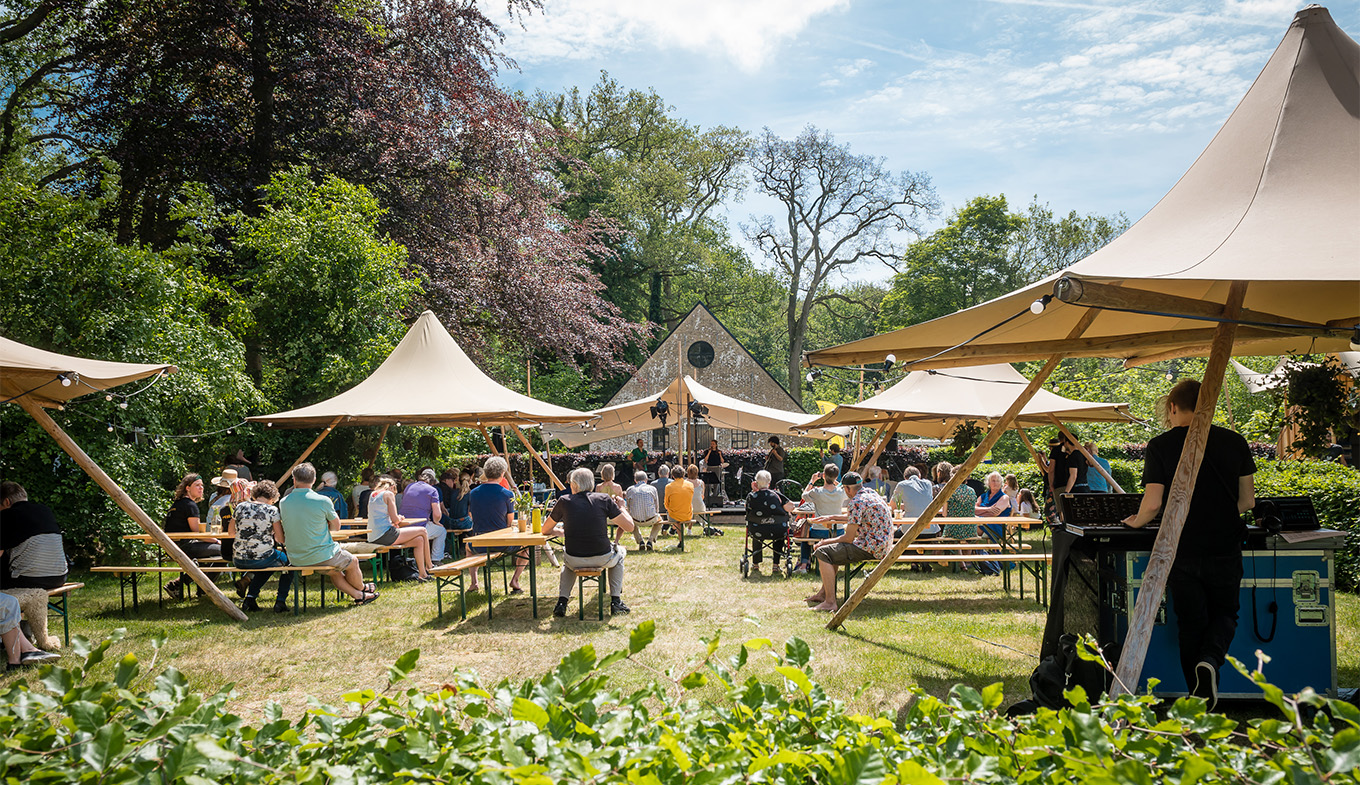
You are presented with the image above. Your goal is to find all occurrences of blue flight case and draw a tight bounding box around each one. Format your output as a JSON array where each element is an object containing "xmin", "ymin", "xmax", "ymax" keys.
[{"xmin": 1099, "ymin": 542, "xmax": 1338, "ymax": 699}]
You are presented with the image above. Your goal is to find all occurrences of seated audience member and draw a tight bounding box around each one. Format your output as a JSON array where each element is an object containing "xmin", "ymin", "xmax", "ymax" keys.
[
  {"xmin": 162, "ymin": 473, "xmax": 221, "ymax": 601},
  {"xmin": 399, "ymin": 469, "xmax": 447, "ymax": 564},
  {"xmin": 280, "ymin": 463, "xmax": 376, "ymax": 605},
  {"xmin": 317, "ymin": 471, "xmax": 350, "ymax": 519},
  {"xmin": 207, "ymin": 468, "xmax": 236, "ymax": 510},
  {"xmin": 483, "ymin": 458, "xmax": 513, "ymax": 491},
  {"xmin": 466, "ymin": 457, "xmax": 527, "ymax": 593},
  {"xmin": 228, "ymin": 480, "xmax": 294, "ymax": 613},
  {"xmin": 932, "ymin": 462, "xmax": 978, "ymax": 540},
  {"xmin": 623, "ymin": 471, "xmax": 659, "ymax": 549},
  {"xmin": 1016, "ymin": 489, "xmax": 1040, "ymax": 519},
  {"xmin": 889, "ymin": 466, "xmax": 940, "ymax": 540},
  {"xmin": 745, "ymin": 470, "xmax": 796, "ymax": 575},
  {"xmin": 806, "ymin": 472, "xmax": 893, "ymax": 612},
  {"xmin": 796, "ymin": 465, "xmax": 847, "ymax": 572},
  {"xmin": 597, "ymin": 463, "xmax": 623, "ymax": 501},
  {"xmin": 687, "ymin": 464, "xmax": 705, "ymax": 534},
  {"xmin": 1004, "ymin": 474, "xmax": 1020, "ymax": 512},
  {"xmin": 542, "ymin": 467, "xmax": 635, "ymax": 617},
  {"xmin": 369, "ymin": 476, "xmax": 432, "ymax": 581},
  {"xmin": 650, "ymin": 464, "xmax": 672, "ymax": 506},
  {"xmin": 208, "ymin": 478, "xmax": 250, "ymax": 536},
  {"xmin": 442, "ymin": 469, "xmax": 474, "ymax": 532},
  {"xmin": 0, "ymin": 481, "xmax": 68, "ymax": 589},
  {"xmin": 973, "ymin": 471, "xmax": 1012, "ymax": 575},
  {"xmin": 864, "ymin": 465, "xmax": 891, "ymax": 497},
  {"xmin": 351, "ymin": 468, "xmax": 374, "ymax": 516},
  {"xmin": 1, "ymin": 592, "xmax": 57, "ymax": 669},
  {"xmin": 662, "ymin": 465, "xmax": 694, "ymax": 543}
]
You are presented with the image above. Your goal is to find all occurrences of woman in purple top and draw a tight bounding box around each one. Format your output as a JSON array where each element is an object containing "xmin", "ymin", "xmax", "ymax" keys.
[{"xmin": 398, "ymin": 469, "xmax": 447, "ymax": 563}]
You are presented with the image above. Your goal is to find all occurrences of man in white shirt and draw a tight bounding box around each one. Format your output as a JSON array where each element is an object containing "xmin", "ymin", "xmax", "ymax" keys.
[
  {"xmin": 796, "ymin": 464, "xmax": 846, "ymax": 572},
  {"xmin": 624, "ymin": 471, "xmax": 661, "ymax": 550}
]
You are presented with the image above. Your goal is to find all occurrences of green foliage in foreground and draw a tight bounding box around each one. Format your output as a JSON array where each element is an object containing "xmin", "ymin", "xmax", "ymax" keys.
[{"xmin": 3, "ymin": 628, "xmax": 1357, "ymax": 784}]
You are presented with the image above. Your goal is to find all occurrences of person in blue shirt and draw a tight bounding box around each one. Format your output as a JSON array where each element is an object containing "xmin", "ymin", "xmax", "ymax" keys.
[
  {"xmin": 279, "ymin": 463, "xmax": 376, "ymax": 605},
  {"xmin": 827, "ymin": 444, "xmax": 845, "ymax": 474},
  {"xmin": 466, "ymin": 457, "xmax": 526, "ymax": 594},
  {"xmin": 1083, "ymin": 442, "xmax": 1113, "ymax": 493},
  {"xmin": 317, "ymin": 471, "xmax": 350, "ymax": 519}
]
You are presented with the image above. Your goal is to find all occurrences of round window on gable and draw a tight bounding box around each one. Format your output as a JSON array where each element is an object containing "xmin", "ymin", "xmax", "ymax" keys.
[{"xmin": 687, "ymin": 340, "xmax": 715, "ymax": 368}]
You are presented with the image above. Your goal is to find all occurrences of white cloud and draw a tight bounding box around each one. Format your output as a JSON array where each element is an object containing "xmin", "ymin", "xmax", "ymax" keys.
[
  {"xmin": 836, "ymin": 57, "xmax": 876, "ymax": 77},
  {"xmin": 1220, "ymin": 0, "xmax": 1300, "ymax": 19},
  {"xmin": 495, "ymin": 0, "xmax": 850, "ymax": 71}
]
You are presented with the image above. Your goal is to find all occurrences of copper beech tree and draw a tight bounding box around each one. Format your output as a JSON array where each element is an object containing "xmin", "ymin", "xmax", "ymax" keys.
[{"xmin": 4, "ymin": 0, "xmax": 646, "ymax": 373}]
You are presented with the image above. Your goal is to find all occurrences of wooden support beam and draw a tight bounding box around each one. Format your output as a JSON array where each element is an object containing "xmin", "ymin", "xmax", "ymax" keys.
[
  {"xmin": 860, "ymin": 415, "xmax": 904, "ymax": 474},
  {"xmin": 512, "ymin": 426, "xmax": 564, "ymax": 490},
  {"xmin": 807, "ymin": 325, "xmax": 1282, "ymax": 369},
  {"xmin": 17, "ymin": 396, "xmax": 247, "ymax": 621},
  {"xmin": 364, "ymin": 424, "xmax": 389, "ymax": 468},
  {"xmin": 1112, "ymin": 282, "xmax": 1247, "ymax": 697},
  {"xmin": 827, "ymin": 308, "xmax": 1101, "ymax": 630},
  {"xmin": 855, "ymin": 421, "xmax": 891, "ymax": 471},
  {"xmin": 1016, "ymin": 428, "xmax": 1049, "ymax": 478},
  {"xmin": 276, "ymin": 416, "xmax": 343, "ymax": 486},
  {"xmin": 479, "ymin": 426, "xmax": 514, "ymax": 487},
  {"xmin": 1054, "ymin": 276, "xmax": 1341, "ymax": 338},
  {"xmin": 1048, "ymin": 415, "xmax": 1125, "ymax": 493}
]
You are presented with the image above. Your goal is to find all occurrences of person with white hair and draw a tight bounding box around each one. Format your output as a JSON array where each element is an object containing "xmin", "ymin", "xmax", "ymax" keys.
[
  {"xmin": 744, "ymin": 470, "xmax": 796, "ymax": 575},
  {"xmin": 973, "ymin": 471, "xmax": 1012, "ymax": 576},
  {"xmin": 864, "ymin": 465, "xmax": 891, "ymax": 497},
  {"xmin": 623, "ymin": 470, "xmax": 659, "ymax": 550},
  {"xmin": 279, "ymin": 463, "xmax": 376, "ymax": 605},
  {"xmin": 399, "ymin": 468, "xmax": 447, "ymax": 563},
  {"xmin": 316, "ymin": 471, "xmax": 350, "ymax": 519},
  {"xmin": 543, "ymin": 467, "xmax": 635, "ymax": 617},
  {"xmin": 467, "ymin": 457, "xmax": 527, "ymax": 593}
]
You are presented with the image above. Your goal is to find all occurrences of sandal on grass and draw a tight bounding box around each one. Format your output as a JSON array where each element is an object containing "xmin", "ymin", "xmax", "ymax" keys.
[{"xmin": 353, "ymin": 591, "xmax": 378, "ymax": 606}]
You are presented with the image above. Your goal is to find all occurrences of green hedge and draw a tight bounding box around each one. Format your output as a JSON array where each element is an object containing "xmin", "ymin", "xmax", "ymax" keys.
[{"xmin": 5, "ymin": 628, "xmax": 1354, "ymax": 784}]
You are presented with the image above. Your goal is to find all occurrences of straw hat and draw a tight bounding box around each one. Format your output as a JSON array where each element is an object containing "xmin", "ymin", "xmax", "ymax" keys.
[{"xmin": 211, "ymin": 467, "xmax": 239, "ymax": 488}]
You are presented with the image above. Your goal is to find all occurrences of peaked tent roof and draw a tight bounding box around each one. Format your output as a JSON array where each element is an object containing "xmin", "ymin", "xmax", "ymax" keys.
[
  {"xmin": 249, "ymin": 311, "xmax": 594, "ymax": 428},
  {"xmin": 800, "ymin": 363, "xmax": 1135, "ymax": 438},
  {"xmin": 0, "ymin": 336, "xmax": 175, "ymax": 407},
  {"xmin": 807, "ymin": 6, "xmax": 1359, "ymax": 371},
  {"xmin": 542, "ymin": 375, "xmax": 846, "ymax": 449}
]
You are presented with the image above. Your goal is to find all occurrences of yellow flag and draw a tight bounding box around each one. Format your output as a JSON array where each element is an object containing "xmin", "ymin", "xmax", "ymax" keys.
[{"xmin": 815, "ymin": 402, "xmax": 845, "ymax": 449}]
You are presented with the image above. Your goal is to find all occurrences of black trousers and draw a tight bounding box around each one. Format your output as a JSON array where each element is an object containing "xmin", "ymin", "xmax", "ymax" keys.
[
  {"xmin": 747, "ymin": 522, "xmax": 788, "ymax": 564},
  {"xmin": 0, "ymin": 572, "xmax": 67, "ymax": 589},
  {"xmin": 1168, "ymin": 552, "xmax": 1243, "ymax": 690}
]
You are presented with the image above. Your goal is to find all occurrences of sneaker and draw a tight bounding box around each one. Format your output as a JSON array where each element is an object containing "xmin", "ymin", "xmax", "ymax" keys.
[
  {"xmin": 610, "ymin": 598, "xmax": 631, "ymax": 614},
  {"xmin": 164, "ymin": 579, "xmax": 184, "ymax": 601},
  {"xmin": 552, "ymin": 597, "xmax": 569, "ymax": 618},
  {"xmin": 235, "ymin": 576, "xmax": 251, "ymax": 598},
  {"xmin": 20, "ymin": 650, "xmax": 59, "ymax": 664},
  {"xmin": 1193, "ymin": 661, "xmax": 1218, "ymax": 711},
  {"xmin": 241, "ymin": 597, "xmax": 261, "ymax": 612}
]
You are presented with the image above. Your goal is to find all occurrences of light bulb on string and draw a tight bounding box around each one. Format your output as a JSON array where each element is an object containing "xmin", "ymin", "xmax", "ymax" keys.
[
  {"xmin": 107, "ymin": 424, "xmax": 114, "ymax": 432},
  {"xmin": 105, "ymin": 394, "xmax": 113, "ymax": 401},
  {"xmin": 119, "ymin": 401, "xmax": 128, "ymax": 409},
  {"xmin": 58, "ymin": 374, "xmax": 72, "ymax": 387},
  {"xmin": 1030, "ymin": 295, "xmax": 1052, "ymax": 315}
]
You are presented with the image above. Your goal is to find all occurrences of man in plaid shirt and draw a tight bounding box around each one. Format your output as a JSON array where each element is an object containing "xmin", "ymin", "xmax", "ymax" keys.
[{"xmin": 805, "ymin": 471, "xmax": 893, "ymax": 612}]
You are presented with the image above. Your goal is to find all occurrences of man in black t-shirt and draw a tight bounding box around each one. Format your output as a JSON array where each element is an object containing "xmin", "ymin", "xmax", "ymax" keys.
[
  {"xmin": 0, "ymin": 482, "xmax": 68, "ymax": 589},
  {"xmin": 543, "ymin": 467, "xmax": 636, "ymax": 617},
  {"xmin": 1124, "ymin": 379, "xmax": 1256, "ymax": 709}
]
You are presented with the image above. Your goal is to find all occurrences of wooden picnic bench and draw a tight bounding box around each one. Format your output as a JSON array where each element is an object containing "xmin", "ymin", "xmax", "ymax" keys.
[
  {"xmin": 91, "ymin": 553, "xmax": 377, "ymax": 616},
  {"xmin": 2, "ymin": 583, "xmax": 84, "ymax": 648},
  {"xmin": 430, "ymin": 554, "xmax": 490, "ymax": 621}
]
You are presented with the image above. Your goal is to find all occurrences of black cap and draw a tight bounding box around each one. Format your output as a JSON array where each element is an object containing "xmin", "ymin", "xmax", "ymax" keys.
[{"xmin": 842, "ymin": 471, "xmax": 863, "ymax": 486}]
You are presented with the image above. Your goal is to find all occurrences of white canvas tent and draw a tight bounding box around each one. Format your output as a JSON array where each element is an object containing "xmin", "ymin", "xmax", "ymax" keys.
[
  {"xmin": 806, "ymin": 6, "xmax": 1358, "ymax": 372},
  {"xmin": 249, "ymin": 310, "xmax": 597, "ymax": 488},
  {"xmin": 803, "ymin": 7, "xmax": 1359, "ymax": 693},
  {"xmin": 801, "ymin": 363, "xmax": 1135, "ymax": 437},
  {"xmin": 541, "ymin": 375, "xmax": 847, "ymax": 449},
  {"xmin": 0, "ymin": 337, "xmax": 247, "ymax": 621}
]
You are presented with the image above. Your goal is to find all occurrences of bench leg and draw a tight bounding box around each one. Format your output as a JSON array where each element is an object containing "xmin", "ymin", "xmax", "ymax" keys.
[
  {"xmin": 48, "ymin": 594, "xmax": 70, "ymax": 647},
  {"xmin": 484, "ymin": 561, "xmax": 493, "ymax": 621},
  {"xmin": 459, "ymin": 573, "xmax": 467, "ymax": 620}
]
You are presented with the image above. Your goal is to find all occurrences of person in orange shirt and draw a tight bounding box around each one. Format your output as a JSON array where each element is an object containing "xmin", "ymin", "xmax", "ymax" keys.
[{"xmin": 663, "ymin": 465, "xmax": 694, "ymax": 546}]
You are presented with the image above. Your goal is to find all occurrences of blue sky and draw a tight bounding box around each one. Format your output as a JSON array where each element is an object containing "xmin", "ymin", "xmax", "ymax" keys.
[{"xmin": 493, "ymin": 0, "xmax": 1358, "ymax": 253}]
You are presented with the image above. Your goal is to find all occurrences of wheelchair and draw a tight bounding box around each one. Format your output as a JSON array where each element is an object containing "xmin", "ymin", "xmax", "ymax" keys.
[{"xmin": 740, "ymin": 518, "xmax": 793, "ymax": 577}]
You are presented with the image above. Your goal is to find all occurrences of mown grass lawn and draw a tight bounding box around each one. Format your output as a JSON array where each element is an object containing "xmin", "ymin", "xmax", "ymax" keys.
[{"xmin": 6, "ymin": 526, "xmax": 1357, "ymax": 720}]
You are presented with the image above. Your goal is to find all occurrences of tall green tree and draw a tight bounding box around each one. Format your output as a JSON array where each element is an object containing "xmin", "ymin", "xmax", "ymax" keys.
[
  {"xmin": 878, "ymin": 195, "xmax": 1129, "ymax": 331},
  {"xmin": 745, "ymin": 125, "xmax": 938, "ymax": 397},
  {"xmin": 528, "ymin": 72, "xmax": 751, "ymax": 329}
]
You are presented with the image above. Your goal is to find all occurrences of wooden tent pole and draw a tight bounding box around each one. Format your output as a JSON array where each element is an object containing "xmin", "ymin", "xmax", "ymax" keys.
[
  {"xmin": 1047, "ymin": 415, "xmax": 1125, "ymax": 493},
  {"xmin": 1016, "ymin": 428, "xmax": 1053, "ymax": 490},
  {"xmin": 276, "ymin": 417, "xmax": 343, "ymax": 486},
  {"xmin": 512, "ymin": 426, "xmax": 564, "ymax": 490},
  {"xmin": 17, "ymin": 396, "xmax": 248, "ymax": 621},
  {"xmin": 860, "ymin": 415, "xmax": 904, "ymax": 474},
  {"xmin": 827, "ymin": 309, "xmax": 1099, "ymax": 630},
  {"xmin": 365, "ymin": 424, "xmax": 389, "ymax": 469},
  {"xmin": 1112, "ymin": 282, "xmax": 1246, "ymax": 696},
  {"xmin": 855, "ymin": 421, "xmax": 891, "ymax": 471},
  {"xmin": 479, "ymin": 426, "xmax": 514, "ymax": 487}
]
